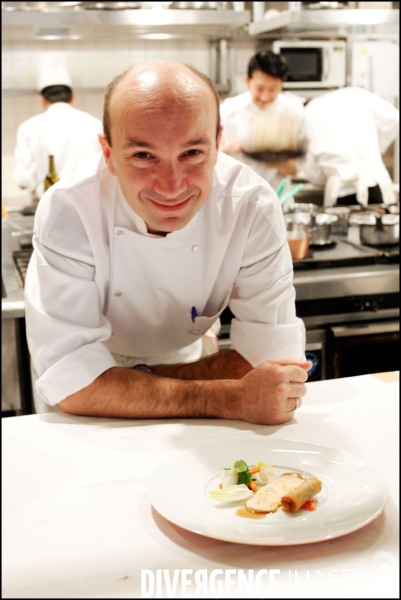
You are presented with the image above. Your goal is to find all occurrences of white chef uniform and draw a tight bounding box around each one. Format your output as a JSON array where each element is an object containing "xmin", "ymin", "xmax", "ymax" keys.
[
  {"xmin": 14, "ymin": 103, "xmax": 103, "ymax": 200},
  {"xmin": 24, "ymin": 151, "xmax": 305, "ymax": 407},
  {"xmin": 300, "ymin": 87, "xmax": 399, "ymax": 207},
  {"xmin": 220, "ymin": 90, "xmax": 306, "ymax": 190}
]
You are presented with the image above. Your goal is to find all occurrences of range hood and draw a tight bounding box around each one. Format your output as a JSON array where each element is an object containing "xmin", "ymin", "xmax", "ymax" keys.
[
  {"xmin": 2, "ymin": 7, "xmax": 250, "ymax": 39},
  {"xmin": 249, "ymin": 8, "xmax": 399, "ymax": 37}
]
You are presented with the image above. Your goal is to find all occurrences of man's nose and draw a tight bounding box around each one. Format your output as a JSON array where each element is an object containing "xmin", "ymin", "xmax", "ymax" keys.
[
  {"xmin": 260, "ymin": 91, "xmax": 274, "ymax": 104},
  {"xmin": 153, "ymin": 163, "xmax": 186, "ymax": 198}
]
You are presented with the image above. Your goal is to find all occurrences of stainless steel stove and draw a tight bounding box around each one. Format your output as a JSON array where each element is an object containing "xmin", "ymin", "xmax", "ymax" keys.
[{"xmin": 220, "ymin": 230, "xmax": 399, "ymax": 381}]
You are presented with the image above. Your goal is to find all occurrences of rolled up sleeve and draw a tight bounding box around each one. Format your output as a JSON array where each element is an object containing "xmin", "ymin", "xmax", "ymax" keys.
[{"xmin": 229, "ymin": 199, "xmax": 305, "ymax": 366}]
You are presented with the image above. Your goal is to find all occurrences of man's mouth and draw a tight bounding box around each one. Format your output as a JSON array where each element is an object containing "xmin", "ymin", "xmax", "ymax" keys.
[{"xmin": 149, "ymin": 196, "xmax": 192, "ymax": 212}]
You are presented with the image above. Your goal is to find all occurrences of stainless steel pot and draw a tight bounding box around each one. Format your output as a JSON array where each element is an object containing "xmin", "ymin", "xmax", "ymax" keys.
[
  {"xmin": 287, "ymin": 203, "xmax": 320, "ymax": 218},
  {"xmin": 310, "ymin": 213, "xmax": 338, "ymax": 245},
  {"xmin": 350, "ymin": 213, "xmax": 399, "ymax": 246},
  {"xmin": 324, "ymin": 206, "xmax": 350, "ymax": 236},
  {"xmin": 285, "ymin": 211, "xmax": 337, "ymax": 245}
]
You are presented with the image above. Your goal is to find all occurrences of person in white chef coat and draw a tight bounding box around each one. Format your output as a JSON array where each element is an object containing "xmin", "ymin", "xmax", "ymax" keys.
[
  {"xmin": 219, "ymin": 50, "xmax": 305, "ymax": 190},
  {"xmin": 24, "ymin": 61, "xmax": 311, "ymax": 425},
  {"xmin": 14, "ymin": 52, "xmax": 103, "ymax": 201},
  {"xmin": 279, "ymin": 87, "xmax": 399, "ymax": 207}
]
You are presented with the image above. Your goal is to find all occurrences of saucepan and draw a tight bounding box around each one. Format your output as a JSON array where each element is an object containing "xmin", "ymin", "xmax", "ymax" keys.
[
  {"xmin": 349, "ymin": 213, "xmax": 399, "ymax": 246},
  {"xmin": 286, "ymin": 203, "xmax": 320, "ymax": 219},
  {"xmin": 285, "ymin": 219, "xmax": 311, "ymax": 260},
  {"xmin": 324, "ymin": 206, "xmax": 350, "ymax": 236}
]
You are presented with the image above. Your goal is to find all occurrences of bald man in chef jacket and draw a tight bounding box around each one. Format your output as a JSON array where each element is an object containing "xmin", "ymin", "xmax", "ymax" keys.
[
  {"xmin": 14, "ymin": 52, "xmax": 103, "ymax": 201},
  {"xmin": 24, "ymin": 61, "xmax": 311, "ymax": 424}
]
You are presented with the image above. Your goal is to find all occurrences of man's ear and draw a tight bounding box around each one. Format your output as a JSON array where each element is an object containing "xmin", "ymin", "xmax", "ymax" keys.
[
  {"xmin": 216, "ymin": 126, "xmax": 223, "ymax": 151},
  {"xmin": 98, "ymin": 134, "xmax": 116, "ymax": 176}
]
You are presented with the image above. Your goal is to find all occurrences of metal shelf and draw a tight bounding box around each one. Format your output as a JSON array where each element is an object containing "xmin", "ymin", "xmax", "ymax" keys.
[
  {"xmin": 2, "ymin": 8, "xmax": 250, "ymax": 37},
  {"xmin": 249, "ymin": 9, "xmax": 399, "ymax": 37}
]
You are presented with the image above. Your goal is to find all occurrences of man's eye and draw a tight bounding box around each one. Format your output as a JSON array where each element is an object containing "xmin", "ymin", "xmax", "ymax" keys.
[
  {"xmin": 134, "ymin": 152, "xmax": 152, "ymax": 159},
  {"xmin": 186, "ymin": 149, "xmax": 201, "ymax": 157}
]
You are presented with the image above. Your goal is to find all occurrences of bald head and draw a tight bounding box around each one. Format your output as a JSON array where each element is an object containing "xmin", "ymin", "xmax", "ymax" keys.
[{"xmin": 103, "ymin": 61, "xmax": 221, "ymax": 147}]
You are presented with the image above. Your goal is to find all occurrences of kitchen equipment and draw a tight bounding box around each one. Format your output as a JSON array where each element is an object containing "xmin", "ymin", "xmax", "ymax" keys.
[
  {"xmin": 310, "ymin": 213, "xmax": 338, "ymax": 246},
  {"xmin": 350, "ymin": 213, "xmax": 399, "ymax": 246},
  {"xmin": 81, "ymin": 1, "xmax": 141, "ymax": 8},
  {"xmin": 276, "ymin": 178, "xmax": 289, "ymax": 198},
  {"xmin": 244, "ymin": 150, "xmax": 304, "ymax": 163},
  {"xmin": 280, "ymin": 183, "xmax": 304, "ymax": 207},
  {"xmin": 286, "ymin": 229, "xmax": 311, "ymax": 260},
  {"xmin": 325, "ymin": 206, "xmax": 350, "ymax": 236},
  {"xmin": 219, "ymin": 233, "xmax": 399, "ymax": 381},
  {"xmin": 287, "ymin": 202, "xmax": 320, "ymax": 217},
  {"xmin": 170, "ymin": 1, "xmax": 219, "ymax": 7},
  {"xmin": 285, "ymin": 216, "xmax": 311, "ymax": 259},
  {"xmin": 272, "ymin": 39, "xmax": 346, "ymax": 89},
  {"xmin": 285, "ymin": 207, "xmax": 336, "ymax": 245}
]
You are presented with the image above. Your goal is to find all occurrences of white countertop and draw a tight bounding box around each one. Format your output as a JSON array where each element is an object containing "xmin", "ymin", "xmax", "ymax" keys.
[{"xmin": 2, "ymin": 373, "xmax": 399, "ymax": 599}]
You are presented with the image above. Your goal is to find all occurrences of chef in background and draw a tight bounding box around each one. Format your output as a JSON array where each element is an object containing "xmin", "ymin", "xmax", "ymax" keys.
[
  {"xmin": 219, "ymin": 50, "xmax": 305, "ymax": 191},
  {"xmin": 278, "ymin": 87, "xmax": 399, "ymax": 207},
  {"xmin": 14, "ymin": 52, "xmax": 103, "ymax": 201}
]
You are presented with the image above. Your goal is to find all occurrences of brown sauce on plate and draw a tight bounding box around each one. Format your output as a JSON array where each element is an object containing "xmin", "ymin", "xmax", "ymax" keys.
[
  {"xmin": 235, "ymin": 506, "xmax": 266, "ymax": 520},
  {"xmin": 281, "ymin": 472, "xmax": 305, "ymax": 479}
]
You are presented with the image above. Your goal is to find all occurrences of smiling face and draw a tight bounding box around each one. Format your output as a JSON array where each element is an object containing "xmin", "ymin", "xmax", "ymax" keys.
[
  {"xmin": 246, "ymin": 70, "xmax": 283, "ymax": 108},
  {"xmin": 99, "ymin": 63, "xmax": 222, "ymax": 236}
]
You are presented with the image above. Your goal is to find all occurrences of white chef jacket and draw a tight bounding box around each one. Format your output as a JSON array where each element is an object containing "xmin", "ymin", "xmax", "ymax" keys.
[
  {"xmin": 220, "ymin": 91, "xmax": 306, "ymax": 190},
  {"xmin": 24, "ymin": 151, "xmax": 305, "ymax": 407},
  {"xmin": 14, "ymin": 102, "xmax": 103, "ymax": 199},
  {"xmin": 300, "ymin": 87, "xmax": 399, "ymax": 207}
]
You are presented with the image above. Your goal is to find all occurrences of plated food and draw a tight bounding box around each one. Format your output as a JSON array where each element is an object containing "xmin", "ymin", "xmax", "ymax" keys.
[
  {"xmin": 148, "ymin": 437, "xmax": 387, "ymax": 546},
  {"xmin": 209, "ymin": 459, "xmax": 322, "ymax": 516}
]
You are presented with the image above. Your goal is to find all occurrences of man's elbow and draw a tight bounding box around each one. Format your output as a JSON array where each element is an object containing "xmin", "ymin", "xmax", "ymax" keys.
[
  {"xmin": 58, "ymin": 387, "xmax": 89, "ymax": 415},
  {"xmin": 58, "ymin": 397, "xmax": 78, "ymax": 415}
]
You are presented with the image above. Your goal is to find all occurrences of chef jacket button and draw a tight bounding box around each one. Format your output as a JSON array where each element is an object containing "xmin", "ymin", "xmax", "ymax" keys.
[
  {"xmin": 114, "ymin": 291, "xmax": 122, "ymax": 297},
  {"xmin": 192, "ymin": 245, "xmax": 199, "ymax": 252},
  {"xmin": 116, "ymin": 230, "xmax": 124, "ymax": 236}
]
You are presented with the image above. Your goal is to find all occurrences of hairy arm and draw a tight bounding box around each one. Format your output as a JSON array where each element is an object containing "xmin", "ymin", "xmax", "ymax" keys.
[{"xmin": 58, "ymin": 351, "xmax": 311, "ymax": 425}]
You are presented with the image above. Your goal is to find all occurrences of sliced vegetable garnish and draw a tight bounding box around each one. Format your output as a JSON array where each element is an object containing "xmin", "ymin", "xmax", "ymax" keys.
[
  {"xmin": 233, "ymin": 459, "xmax": 252, "ymax": 487},
  {"xmin": 209, "ymin": 484, "xmax": 254, "ymax": 503},
  {"xmin": 220, "ymin": 468, "xmax": 239, "ymax": 488}
]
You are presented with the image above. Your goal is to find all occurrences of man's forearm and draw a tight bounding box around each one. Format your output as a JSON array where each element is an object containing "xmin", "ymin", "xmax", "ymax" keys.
[
  {"xmin": 58, "ymin": 352, "xmax": 312, "ymax": 426},
  {"xmin": 58, "ymin": 365, "xmax": 239, "ymax": 420},
  {"xmin": 153, "ymin": 350, "xmax": 253, "ymax": 380}
]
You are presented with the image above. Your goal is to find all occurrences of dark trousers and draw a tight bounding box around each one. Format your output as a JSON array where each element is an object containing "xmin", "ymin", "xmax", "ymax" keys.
[{"xmin": 337, "ymin": 185, "xmax": 383, "ymax": 206}]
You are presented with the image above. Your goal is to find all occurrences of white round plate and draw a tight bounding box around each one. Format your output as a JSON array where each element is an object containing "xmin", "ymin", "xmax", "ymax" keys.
[{"xmin": 148, "ymin": 437, "xmax": 388, "ymax": 546}]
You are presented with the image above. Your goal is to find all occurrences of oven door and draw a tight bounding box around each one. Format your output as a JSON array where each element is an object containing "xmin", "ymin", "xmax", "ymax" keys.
[{"xmin": 327, "ymin": 320, "xmax": 399, "ymax": 379}]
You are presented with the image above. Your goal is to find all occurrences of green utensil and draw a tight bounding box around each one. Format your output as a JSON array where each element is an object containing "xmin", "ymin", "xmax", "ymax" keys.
[
  {"xmin": 276, "ymin": 178, "xmax": 288, "ymax": 198},
  {"xmin": 280, "ymin": 183, "xmax": 304, "ymax": 206}
]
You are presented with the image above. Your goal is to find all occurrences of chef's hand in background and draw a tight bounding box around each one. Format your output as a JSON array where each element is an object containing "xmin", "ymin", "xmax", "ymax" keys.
[
  {"xmin": 269, "ymin": 158, "xmax": 298, "ymax": 177},
  {"xmin": 233, "ymin": 358, "xmax": 312, "ymax": 426}
]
